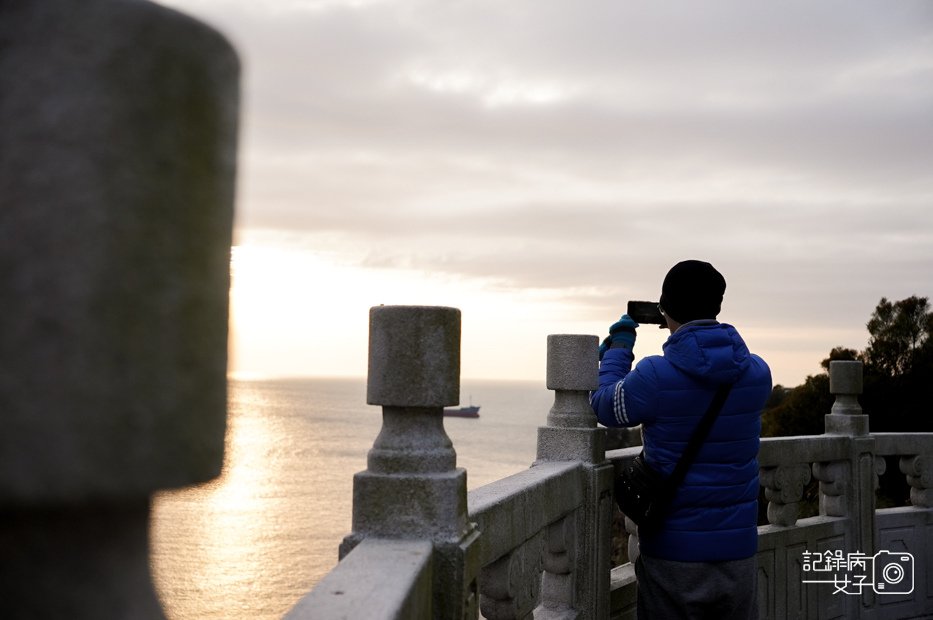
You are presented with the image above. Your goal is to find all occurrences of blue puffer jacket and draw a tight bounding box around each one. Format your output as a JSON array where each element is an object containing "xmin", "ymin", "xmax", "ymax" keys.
[{"xmin": 591, "ymin": 321, "xmax": 771, "ymax": 562}]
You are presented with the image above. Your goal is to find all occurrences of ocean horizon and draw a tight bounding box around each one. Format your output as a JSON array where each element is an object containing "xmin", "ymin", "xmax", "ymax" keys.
[{"xmin": 151, "ymin": 376, "xmax": 555, "ymax": 619}]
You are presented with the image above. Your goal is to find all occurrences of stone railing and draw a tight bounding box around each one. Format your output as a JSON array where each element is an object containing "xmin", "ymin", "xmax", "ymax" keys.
[
  {"xmin": 468, "ymin": 333, "xmax": 613, "ymax": 620},
  {"xmin": 291, "ymin": 307, "xmax": 933, "ymax": 620}
]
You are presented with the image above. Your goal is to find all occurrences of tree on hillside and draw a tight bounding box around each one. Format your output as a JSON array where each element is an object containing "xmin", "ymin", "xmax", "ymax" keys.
[
  {"xmin": 762, "ymin": 296, "xmax": 933, "ymax": 438},
  {"xmin": 820, "ymin": 347, "xmax": 859, "ymax": 371},
  {"xmin": 860, "ymin": 296, "xmax": 933, "ymax": 433},
  {"xmin": 863, "ymin": 296, "xmax": 931, "ymax": 377},
  {"xmin": 761, "ymin": 375, "xmax": 830, "ymax": 437}
]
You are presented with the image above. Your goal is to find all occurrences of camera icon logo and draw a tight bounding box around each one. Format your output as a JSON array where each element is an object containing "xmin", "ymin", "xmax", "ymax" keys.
[{"xmin": 873, "ymin": 551, "xmax": 914, "ymax": 595}]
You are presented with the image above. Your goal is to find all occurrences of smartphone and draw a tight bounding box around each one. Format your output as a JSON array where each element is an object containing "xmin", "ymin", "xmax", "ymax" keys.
[{"xmin": 627, "ymin": 300, "xmax": 665, "ymax": 325}]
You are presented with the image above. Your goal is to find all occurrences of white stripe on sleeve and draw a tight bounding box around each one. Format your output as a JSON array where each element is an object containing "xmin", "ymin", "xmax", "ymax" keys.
[{"xmin": 613, "ymin": 379, "xmax": 629, "ymax": 425}]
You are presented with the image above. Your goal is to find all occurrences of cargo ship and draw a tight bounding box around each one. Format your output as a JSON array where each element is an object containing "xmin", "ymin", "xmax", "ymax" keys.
[
  {"xmin": 443, "ymin": 405, "xmax": 480, "ymax": 418},
  {"xmin": 444, "ymin": 396, "xmax": 480, "ymax": 418}
]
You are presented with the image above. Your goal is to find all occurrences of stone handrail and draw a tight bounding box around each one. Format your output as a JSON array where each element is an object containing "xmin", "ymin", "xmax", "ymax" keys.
[
  {"xmin": 287, "ymin": 539, "xmax": 434, "ymax": 619},
  {"xmin": 290, "ymin": 309, "xmax": 932, "ymax": 620},
  {"xmin": 873, "ymin": 432, "xmax": 933, "ymax": 456},
  {"xmin": 468, "ymin": 461, "xmax": 583, "ymax": 567}
]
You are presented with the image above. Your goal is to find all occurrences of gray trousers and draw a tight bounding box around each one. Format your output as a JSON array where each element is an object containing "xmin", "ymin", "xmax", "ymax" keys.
[{"xmin": 635, "ymin": 554, "xmax": 758, "ymax": 620}]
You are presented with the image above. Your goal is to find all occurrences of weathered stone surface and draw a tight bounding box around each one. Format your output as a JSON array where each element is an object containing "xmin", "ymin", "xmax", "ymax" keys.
[
  {"xmin": 367, "ymin": 406, "xmax": 457, "ymax": 474},
  {"xmin": 824, "ymin": 413, "xmax": 870, "ymax": 436},
  {"xmin": 345, "ymin": 470, "xmax": 470, "ymax": 544},
  {"xmin": 827, "ymin": 361, "xmax": 867, "ymax": 433},
  {"xmin": 0, "ymin": 0, "xmax": 239, "ymax": 503},
  {"xmin": 468, "ymin": 462, "xmax": 582, "ymax": 566},
  {"xmin": 367, "ymin": 306, "xmax": 460, "ymax": 407},
  {"xmin": 546, "ymin": 334, "xmax": 598, "ymax": 392},
  {"xmin": 331, "ymin": 305, "xmax": 477, "ymax": 620},
  {"xmin": 537, "ymin": 426, "xmax": 604, "ymax": 463},
  {"xmin": 287, "ymin": 539, "xmax": 434, "ymax": 620},
  {"xmin": 829, "ymin": 360, "xmax": 863, "ymax": 396}
]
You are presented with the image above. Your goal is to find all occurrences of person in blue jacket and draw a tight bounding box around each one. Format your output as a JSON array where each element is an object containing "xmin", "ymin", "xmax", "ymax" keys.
[{"xmin": 591, "ymin": 260, "xmax": 771, "ymax": 620}]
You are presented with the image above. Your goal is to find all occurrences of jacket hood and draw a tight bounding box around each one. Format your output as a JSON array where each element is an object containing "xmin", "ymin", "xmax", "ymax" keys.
[{"xmin": 662, "ymin": 322, "xmax": 751, "ymax": 384}]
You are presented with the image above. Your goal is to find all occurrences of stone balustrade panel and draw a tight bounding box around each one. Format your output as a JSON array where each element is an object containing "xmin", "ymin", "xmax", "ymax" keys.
[
  {"xmin": 479, "ymin": 532, "xmax": 544, "ymax": 620},
  {"xmin": 468, "ymin": 462, "xmax": 583, "ymax": 567}
]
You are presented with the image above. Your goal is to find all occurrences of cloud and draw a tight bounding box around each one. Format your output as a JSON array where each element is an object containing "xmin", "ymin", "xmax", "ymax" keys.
[{"xmin": 163, "ymin": 0, "xmax": 933, "ymax": 378}]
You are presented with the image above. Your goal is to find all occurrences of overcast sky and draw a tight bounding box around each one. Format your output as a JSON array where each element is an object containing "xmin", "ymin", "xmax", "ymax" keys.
[{"xmin": 160, "ymin": 0, "xmax": 933, "ymax": 387}]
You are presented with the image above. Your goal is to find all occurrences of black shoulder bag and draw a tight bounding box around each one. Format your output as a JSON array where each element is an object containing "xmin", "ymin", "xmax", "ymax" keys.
[{"xmin": 614, "ymin": 383, "xmax": 733, "ymax": 531}]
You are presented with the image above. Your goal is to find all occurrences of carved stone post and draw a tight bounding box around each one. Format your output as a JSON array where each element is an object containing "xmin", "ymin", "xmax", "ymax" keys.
[
  {"xmin": 825, "ymin": 361, "xmax": 869, "ymax": 435},
  {"xmin": 536, "ymin": 335, "xmax": 612, "ymax": 620},
  {"xmin": 821, "ymin": 361, "xmax": 876, "ymax": 617},
  {"xmin": 0, "ymin": 2, "xmax": 238, "ymax": 617},
  {"xmin": 341, "ymin": 306, "xmax": 479, "ymax": 620}
]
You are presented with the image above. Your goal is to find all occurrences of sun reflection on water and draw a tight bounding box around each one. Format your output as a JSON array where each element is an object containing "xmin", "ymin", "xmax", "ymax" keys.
[
  {"xmin": 151, "ymin": 383, "xmax": 301, "ymax": 619},
  {"xmin": 150, "ymin": 377, "xmax": 546, "ymax": 619}
]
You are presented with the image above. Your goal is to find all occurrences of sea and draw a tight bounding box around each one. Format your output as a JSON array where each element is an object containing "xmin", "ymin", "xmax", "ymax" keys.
[{"xmin": 150, "ymin": 377, "xmax": 554, "ymax": 619}]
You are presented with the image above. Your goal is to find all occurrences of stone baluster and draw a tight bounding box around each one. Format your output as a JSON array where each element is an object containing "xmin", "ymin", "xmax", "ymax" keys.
[
  {"xmin": 540, "ymin": 516, "xmax": 576, "ymax": 612},
  {"xmin": 760, "ymin": 464, "xmax": 812, "ymax": 526},
  {"xmin": 479, "ymin": 533, "xmax": 544, "ymax": 620},
  {"xmin": 900, "ymin": 455, "xmax": 933, "ymax": 508},
  {"xmin": 535, "ymin": 335, "xmax": 612, "ymax": 620},
  {"xmin": 340, "ymin": 306, "xmax": 479, "ymax": 620},
  {"xmin": 0, "ymin": 2, "xmax": 238, "ymax": 617},
  {"xmin": 813, "ymin": 461, "xmax": 848, "ymax": 517}
]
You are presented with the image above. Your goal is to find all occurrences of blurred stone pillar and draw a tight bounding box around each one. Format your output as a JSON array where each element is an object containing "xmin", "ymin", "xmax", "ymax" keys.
[{"xmin": 0, "ymin": 0, "xmax": 239, "ymax": 617}]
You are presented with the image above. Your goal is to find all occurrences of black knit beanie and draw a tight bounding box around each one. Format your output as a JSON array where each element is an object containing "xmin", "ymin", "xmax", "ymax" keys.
[{"xmin": 658, "ymin": 260, "xmax": 726, "ymax": 324}]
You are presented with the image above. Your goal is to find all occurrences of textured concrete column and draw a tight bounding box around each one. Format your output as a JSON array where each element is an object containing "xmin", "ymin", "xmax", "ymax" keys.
[
  {"xmin": 536, "ymin": 335, "xmax": 612, "ymax": 620},
  {"xmin": 341, "ymin": 306, "xmax": 479, "ymax": 620},
  {"xmin": 0, "ymin": 1, "xmax": 239, "ymax": 617}
]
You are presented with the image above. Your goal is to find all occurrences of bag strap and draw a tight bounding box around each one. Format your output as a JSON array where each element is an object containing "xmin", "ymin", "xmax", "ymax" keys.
[{"xmin": 664, "ymin": 382, "xmax": 734, "ymax": 495}]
